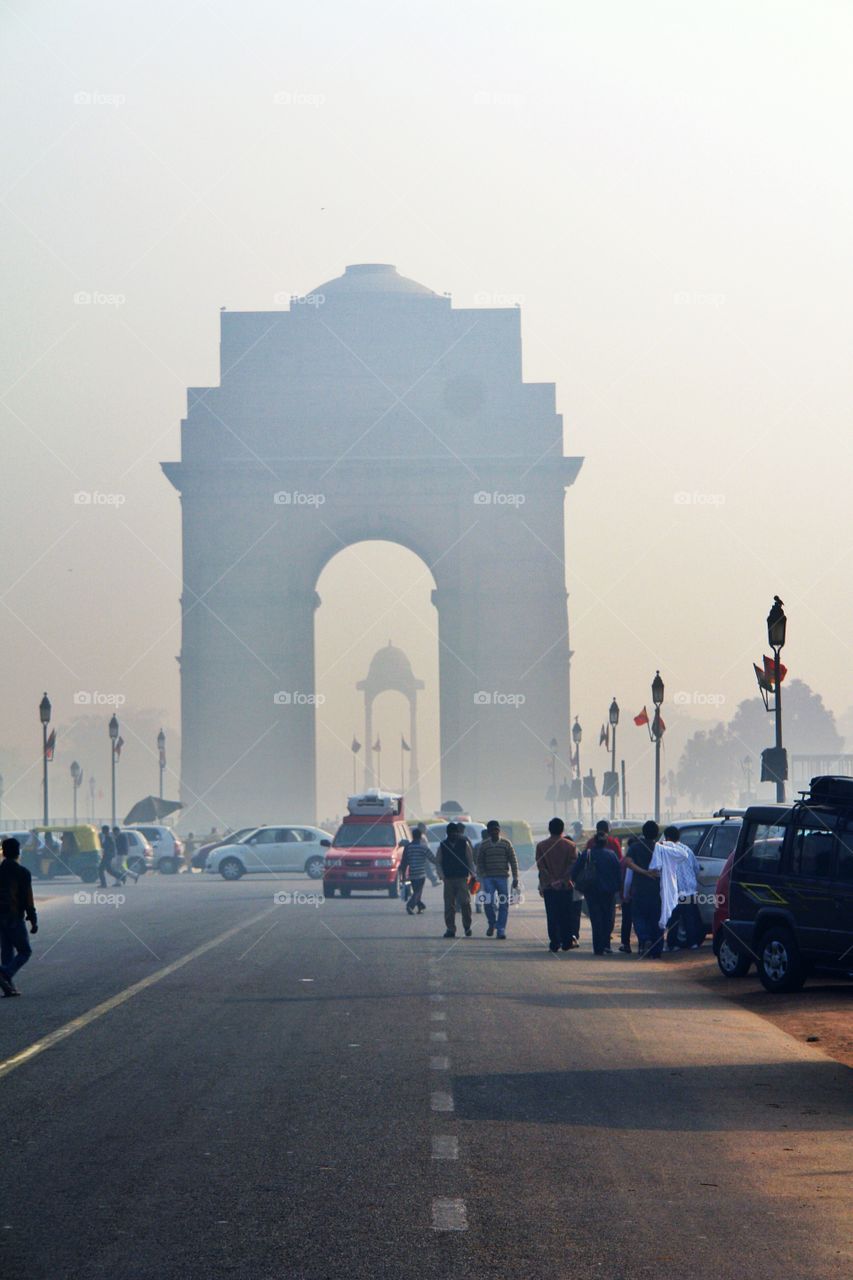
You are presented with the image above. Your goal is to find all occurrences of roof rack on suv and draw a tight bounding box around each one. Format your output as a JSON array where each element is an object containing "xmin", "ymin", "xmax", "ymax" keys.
[{"xmin": 712, "ymin": 808, "xmax": 746, "ymax": 818}]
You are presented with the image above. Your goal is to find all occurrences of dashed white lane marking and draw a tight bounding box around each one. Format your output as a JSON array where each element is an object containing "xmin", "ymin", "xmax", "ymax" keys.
[
  {"xmin": 430, "ymin": 1030, "xmax": 448, "ymax": 1042},
  {"xmin": 430, "ymin": 1011, "xmax": 446, "ymax": 1021},
  {"xmin": 432, "ymin": 1135, "xmax": 459, "ymax": 1161},
  {"xmin": 431, "ymin": 1091, "xmax": 454, "ymax": 1112},
  {"xmin": 432, "ymin": 1198, "xmax": 467, "ymax": 1231},
  {"xmin": 430, "ymin": 1055, "xmax": 450, "ymax": 1070}
]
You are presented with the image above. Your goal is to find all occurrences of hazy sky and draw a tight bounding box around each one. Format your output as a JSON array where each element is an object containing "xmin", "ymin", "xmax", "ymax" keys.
[{"xmin": 2, "ymin": 1, "xmax": 852, "ymax": 823}]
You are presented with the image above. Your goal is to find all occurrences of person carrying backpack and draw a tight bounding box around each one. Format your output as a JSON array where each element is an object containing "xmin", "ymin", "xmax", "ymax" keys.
[{"xmin": 573, "ymin": 830, "xmax": 621, "ymax": 955}]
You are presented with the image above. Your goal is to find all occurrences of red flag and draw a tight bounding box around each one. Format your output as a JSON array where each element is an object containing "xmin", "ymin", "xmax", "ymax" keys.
[
  {"xmin": 763, "ymin": 655, "xmax": 787, "ymax": 686},
  {"xmin": 114, "ymin": 736, "xmax": 125, "ymax": 760},
  {"xmin": 599, "ymin": 724, "xmax": 609, "ymax": 748},
  {"xmin": 633, "ymin": 707, "xmax": 649, "ymax": 727},
  {"xmin": 44, "ymin": 729, "xmax": 56, "ymax": 761},
  {"xmin": 754, "ymin": 662, "xmax": 774, "ymax": 694},
  {"xmin": 659, "ymin": 716, "xmax": 666, "ymax": 732}
]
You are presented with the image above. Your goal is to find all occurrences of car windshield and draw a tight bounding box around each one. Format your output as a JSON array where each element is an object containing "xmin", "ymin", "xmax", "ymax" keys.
[{"xmin": 333, "ymin": 823, "xmax": 397, "ymax": 848}]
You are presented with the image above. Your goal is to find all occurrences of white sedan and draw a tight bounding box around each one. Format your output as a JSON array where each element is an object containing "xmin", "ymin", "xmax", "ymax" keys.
[{"xmin": 205, "ymin": 825, "xmax": 331, "ymax": 881}]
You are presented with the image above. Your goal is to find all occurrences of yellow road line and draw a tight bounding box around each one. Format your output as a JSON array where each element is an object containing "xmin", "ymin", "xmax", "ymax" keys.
[{"xmin": 0, "ymin": 906, "xmax": 277, "ymax": 1080}]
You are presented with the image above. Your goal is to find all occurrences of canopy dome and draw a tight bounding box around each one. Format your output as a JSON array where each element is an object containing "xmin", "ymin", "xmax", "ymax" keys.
[
  {"xmin": 357, "ymin": 641, "xmax": 425, "ymax": 694},
  {"xmin": 311, "ymin": 263, "xmax": 438, "ymax": 300}
]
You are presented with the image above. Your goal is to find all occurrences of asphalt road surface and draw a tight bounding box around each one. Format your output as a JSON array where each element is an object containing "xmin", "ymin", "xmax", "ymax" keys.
[{"xmin": 1, "ymin": 873, "xmax": 851, "ymax": 1280}]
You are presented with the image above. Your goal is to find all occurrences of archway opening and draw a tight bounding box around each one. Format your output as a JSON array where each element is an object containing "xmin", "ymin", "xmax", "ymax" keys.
[{"xmin": 314, "ymin": 540, "xmax": 439, "ymax": 827}]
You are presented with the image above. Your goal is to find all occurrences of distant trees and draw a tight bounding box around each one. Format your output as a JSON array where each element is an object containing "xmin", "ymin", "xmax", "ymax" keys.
[{"xmin": 677, "ymin": 680, "xmax": 842, "ymax": 808}]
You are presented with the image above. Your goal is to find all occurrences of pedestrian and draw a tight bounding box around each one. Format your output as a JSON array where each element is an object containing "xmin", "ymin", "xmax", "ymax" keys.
[
  {"xmin": 572, "ymin": 829, "xmax": 621, "ymax": 955},
  {"xmin": 98, "ymin": 824, "xmax": 121, "ymax": 888},
  {"xmin": 435, "ymin": 822, "xmax": 475, "ymax": 938},
  {"xmin": 112, "ymin": 826, "xmax": 137, "ymax": 884},
  {"xmin": 0, "ymin": 837, "xmax": 39, "ymax": 998},
  {"xmin": 400, "ymin": 825, "xmax": 431, "ymax": 915},
  {"xmin": 470, "ymin": 827, "xmax": 489, "ymax": 914},
  {"xmin": 622, "ymin": 821, "xmax": 664, "ymax": 957},
  {"xmin": 653, "ymin": 826, "xmax": 704, "ymax": 951},
  {"xmin": 584, "ymin": 818, "xmax": 622, "ymax": 858},
  {"xmin": 535, "ymin": 817, "xmax": 577, "ymax": 951},
  {"xmin": 476, "ymin": 820, "xmax": 519, "ymax": 940},
  {"xmin": 569, "ymin": 821, "xmax": 585, "ymax": 944},
  {"xmin": 618, "ymin": 836, "xmax": 638, "ymax": 953}
]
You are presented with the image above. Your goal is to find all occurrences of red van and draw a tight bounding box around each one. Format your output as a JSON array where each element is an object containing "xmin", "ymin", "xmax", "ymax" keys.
[{"xmin": 324, "ymin": 792, "xmax": 411, "ymax": 898}]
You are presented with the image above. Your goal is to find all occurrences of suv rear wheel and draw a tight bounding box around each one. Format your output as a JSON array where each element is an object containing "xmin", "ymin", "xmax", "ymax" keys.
[
  {"xmin": 716, "ymin": 931, "xmax": 751, "ymax": 978},
  {"xmin": 758, "ymin": 924, "xmax": 806, "ymax": 993}
]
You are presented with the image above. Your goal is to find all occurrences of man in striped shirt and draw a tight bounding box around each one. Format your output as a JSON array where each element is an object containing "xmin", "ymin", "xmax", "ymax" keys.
[
  {"xmin": 400, "ymin": 826, "xmax": 432, "ymax": 915},
  {"xmin": 476, "ymin": 821, "xmax": 519, "ymax": 939}
]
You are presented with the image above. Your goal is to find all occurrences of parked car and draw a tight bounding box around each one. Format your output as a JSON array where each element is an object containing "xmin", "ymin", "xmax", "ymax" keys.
[
  {"xmin": 712, "ymin": 849, "xmax": 754, "ymax": 977},
  {"xmin": 191, "ymin": 828, "xmax": 256, "ymax": 871},
  {"xmin": 121, "ymin": 829, "xmax": 154, "ymax": 876},
  {"xmin": 424, "ymin": 820, "xmax": 488, "ymax": 854},
  {"xmin": 129, "ymin": 825, "xmax": 184, "ymax": 875},
  {"xmin": 725, "ymin": 776, "xmax": 853, "ymax": 993},
  {"xmin": 206, "ymin": 826, "xmax": 331, "ymax": 881}
]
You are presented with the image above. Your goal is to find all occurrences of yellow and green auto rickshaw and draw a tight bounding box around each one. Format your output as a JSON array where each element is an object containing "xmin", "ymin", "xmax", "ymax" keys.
[{"xmin": 22, "ymin": 825, "xmax": 101, "ymax": 882}]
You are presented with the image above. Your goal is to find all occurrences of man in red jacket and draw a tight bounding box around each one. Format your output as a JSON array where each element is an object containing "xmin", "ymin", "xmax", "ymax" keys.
[{"xmin": 535, "ymin": 817, "xmax": 578, "ymax": 951}]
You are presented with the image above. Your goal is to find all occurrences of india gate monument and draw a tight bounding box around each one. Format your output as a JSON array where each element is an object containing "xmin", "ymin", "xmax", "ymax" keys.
[{"xmin": 162, "ymin": 263, "xmax": 583, "ymax": 826}]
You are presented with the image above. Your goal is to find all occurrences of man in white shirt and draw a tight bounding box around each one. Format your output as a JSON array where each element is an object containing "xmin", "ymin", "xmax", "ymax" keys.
[{"xmin": 648, "ymin": 826, "xmax": 704, "ymax": 950}]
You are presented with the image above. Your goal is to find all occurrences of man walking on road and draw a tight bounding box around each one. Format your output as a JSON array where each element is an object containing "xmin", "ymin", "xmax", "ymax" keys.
[
  {"xmin": 435, "ymin": 823, "xmax": 475, "ymax": 938},
  {"xmin": 623, "ymin": 821, "xmax": 664, "ymax": 957},
  {"xmin": 98, "ymin": 825, "xmax": 122, "ymax": 888},
  {"xmin": 476, "ymin": 820, "xmax": 519, "ymax": 939},
  {"xmin": 573, "ymin": 829, "xmax": 621, "ymax": 955},
  {"xmin": 535, "ymin": 817, "xmax": 577, "ymax": 951},
  {"xmin": 400, "ymin": 825, "xmax": 431, "ymax": 915},
  {"xmin": 0, "ymin": 837, "xmax": 38, "ymax": 997}
]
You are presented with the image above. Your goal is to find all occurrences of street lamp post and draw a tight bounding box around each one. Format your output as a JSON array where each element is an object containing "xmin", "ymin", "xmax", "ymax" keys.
[
  {"xmin": 70, "ymin": 760, "xmax": 81, "ymax": 823},
  {"xmin": 767, "ymin": 596, "xmax": 787, "ymax": 803},
  {"xmin": 109, "ymin": 714, "xmax": 119, "ymax": 827},
  {"xmin": 651, "ymin": 671, "xmax": 665, "ymax": 824},
  {"xmin": 157, "ymin": 728, "xmax": 166, "ymax": 801},
  {"xmin": 39, "ymin": 692, "xmax": 51, "ymax": 826},
  {"xmin": 572, "ymin": 718, "xmax": 583, "ymax": 822},
  {"xmin": 608, "ymin": 697, "xmax": 619, "ymax": 821}
]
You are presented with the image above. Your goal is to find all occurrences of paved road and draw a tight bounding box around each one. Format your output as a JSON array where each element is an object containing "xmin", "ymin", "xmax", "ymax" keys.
[{"xmin": 1, "ymin": 873, "xmax": 851, "ymax": 1279}]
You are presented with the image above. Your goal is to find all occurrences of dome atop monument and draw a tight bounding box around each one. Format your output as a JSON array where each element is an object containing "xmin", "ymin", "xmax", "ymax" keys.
[
  {"xmin": 312, "ymin": 263, "xmax": 438, "ymax": 299},
  {"xmin": 357, "ymin": 641, "xmax": 425, "ymax": 692}
]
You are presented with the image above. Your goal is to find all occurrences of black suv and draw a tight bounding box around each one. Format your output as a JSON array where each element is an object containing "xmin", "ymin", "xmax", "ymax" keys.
[{"xmin": 726, "ymin": 777, "xmax": 853, "ymax": 993}]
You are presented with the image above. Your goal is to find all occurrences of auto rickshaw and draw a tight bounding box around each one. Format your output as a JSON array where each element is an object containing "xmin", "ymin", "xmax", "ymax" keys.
[{"xmin": 23, "ymin": 825, "xmax": 101, "ymax": 882}]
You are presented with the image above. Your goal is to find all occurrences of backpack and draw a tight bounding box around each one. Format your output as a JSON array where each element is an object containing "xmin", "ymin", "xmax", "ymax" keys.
[{"xmin": 573, "ymin": 851, "xmax": 598, "ymax": 893}]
